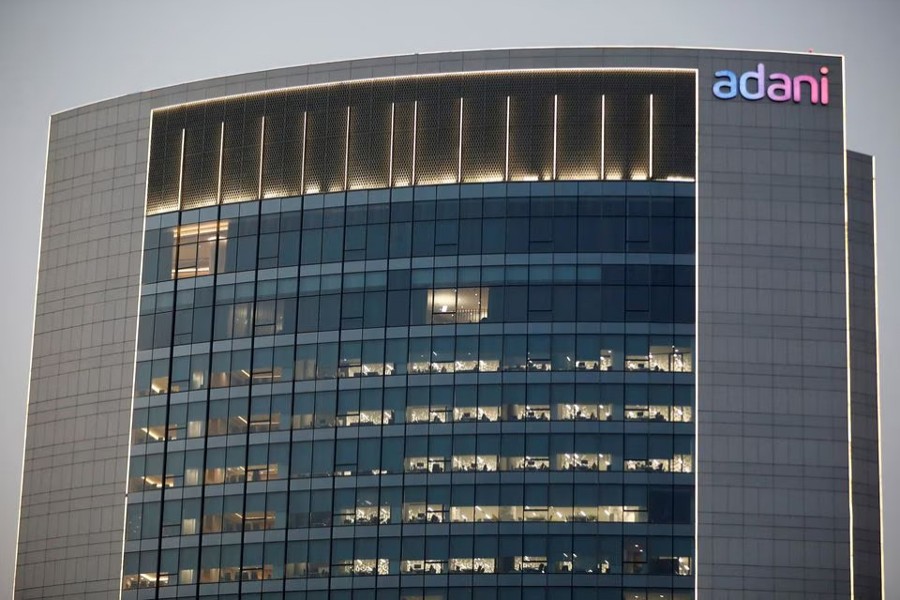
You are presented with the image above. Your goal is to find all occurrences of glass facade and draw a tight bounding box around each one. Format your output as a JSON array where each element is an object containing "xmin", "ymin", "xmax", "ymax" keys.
[
  {"xmin": 19, "ymin": 49, "xmax": 881, "ymax": 600},
  {"xmin": 125, "ymin": 180, "xmax": 695, "ymax": 600}
]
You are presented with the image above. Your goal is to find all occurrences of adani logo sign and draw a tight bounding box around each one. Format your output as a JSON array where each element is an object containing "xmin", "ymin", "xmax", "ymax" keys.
[{"xmin": 713, "ymin": 63, "xmax": 830, "ymax": 105}]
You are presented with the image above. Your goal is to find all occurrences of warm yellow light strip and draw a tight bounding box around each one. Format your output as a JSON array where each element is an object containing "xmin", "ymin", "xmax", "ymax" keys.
[
  {"xmin": 838, "ymin": 57, "xmax": 856, "ymax": 600},
  {"xmin": 552, "ymin": 94, "xmax": 558, "ymax": 180},
  {"xmin": 344, "ymin": 106, "xmax": 351, "ymax": 190},
  {"xmin": 177, "ymin": 128, "xmax": 185, "ymax": 210},
  {"xmin": 257, "ymin": 116, "xmax": 265, "ymax": 200},
  {"xmin": 600, "ymin": 94, "xmax": 606, "ymax": 180},
  {"xmin": 649, "ymin": 94, "xmax": 654, "ymax": 179},
  {"xmin": 120, "ymin": 107, "xmax": 157, "ymax": 597},
  {"xmin": 691, "ymin": 68, "xmax": 699, "ymax": 600},
  {"xmin": 216, "ymin": 122, "xmax": 224, "ymax": 202},
  {"xmin": 411, "ymin": 100, "xmax": 418, "ymax": 185},
  {"xmin": 457, "ymin": 98, "xmax": 463, "ymax": 183},
  {"xmin": 872, "ymin": 155, "xmax": 885, "ymax": 599},
  {"xmin": 300, "ymin": 111, "xmax": 307, "ymax": 193},
  {"xmin": 505, "ymin": 96, "xmax": 510, "ymax": 181},
  {"xmin": 389, "ymin": 102, "xmax": 395, "ymax": 186}
]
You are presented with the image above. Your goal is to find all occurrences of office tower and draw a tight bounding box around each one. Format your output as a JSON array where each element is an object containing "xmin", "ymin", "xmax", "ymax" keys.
[{"xmin": 15, "ymin": 48, "xmax": 882, "ymax": 600}]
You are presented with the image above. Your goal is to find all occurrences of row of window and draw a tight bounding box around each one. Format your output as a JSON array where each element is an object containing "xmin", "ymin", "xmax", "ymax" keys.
[
  {"xmin": 133, "ymin": 384, "xmax": 693, "ymax": 445},
  {"xmin": 125, "ymin": 591, "xmax": 690, "ymax": 600},
  {"xmin": 124, "ymin": 534, "xmax": 693, "ymax": 589},
  {"xmin": 136, "ymin": 334, "xmax": 693, "ymax": 396},
  {"xmin": 143, "ymin": 192, "xmax": 694, "ymax": 283},
  {"xmin": 122, "ymin": 588, "xmax": 691, "ymax": 600},
  {"xmin": 145, "ymin": 214, "xmax": 693, "ymax": 284},
  {"xmin": 127, "ymin": 483, "xmax": 692, "ymax": 541},
  {"xmin": 144, "ymin": 262, "xmax": 695, "ymax": 305},
  {"xmin": 133, "ymin": 501, "xmax": 679, "ymax": 537},
  {"xmin": 128, "ymin": 433, "xmax": 693, "ymax": 492},
  {"xmin": 139, "ymin": 282, "xmax": 694, "ymax": 350}
]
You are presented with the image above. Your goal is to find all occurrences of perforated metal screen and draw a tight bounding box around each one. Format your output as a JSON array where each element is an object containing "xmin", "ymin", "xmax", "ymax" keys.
[{"xmin": 147, "ymin": 70, "xmax": 696, "ymax": 214}]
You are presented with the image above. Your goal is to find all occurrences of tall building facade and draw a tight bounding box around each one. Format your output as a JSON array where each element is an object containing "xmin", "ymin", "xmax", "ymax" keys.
[{"xmin": 15, "ymin": 48, "xmax": 882, "ymax": 600}]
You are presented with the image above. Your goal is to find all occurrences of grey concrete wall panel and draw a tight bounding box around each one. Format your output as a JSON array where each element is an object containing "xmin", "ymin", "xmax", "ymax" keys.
[
  {"xmin": 16, "ymin": 99, "xmax": 149, "ymax": 600},
  {"xmin": 695, "ymin": 52, "xmax": 852, "ymax": 599},
  {"xmin": 847, "ymin": 151, "xmax": 882, "ymax": 597},
  {"xmin": 16, "ymin": 47, "xmax": 878, "ymax": 599}
]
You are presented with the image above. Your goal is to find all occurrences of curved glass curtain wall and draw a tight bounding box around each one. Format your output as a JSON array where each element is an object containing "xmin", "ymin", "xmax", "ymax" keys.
[{"xmin": 124, "ymin": 180, "xmax": 695, "ymax": 600}]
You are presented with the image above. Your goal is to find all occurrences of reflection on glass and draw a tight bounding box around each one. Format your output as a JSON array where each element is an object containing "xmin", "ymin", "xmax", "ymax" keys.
[
  {"xmin": 242, "ymin": 510, "xmax": 276, "ymax": 531},
  {"xmin": 451, "ymin": 454, "xmax": 498, "ymax": 472},
  {"xmin": 401, "ymin": 559, "xmax": 445, "ymax": 574},
  {"xmin": 449, "ymin": 557, "xmax": 495, "ymax": 573},
  {"xmin": 428, "ymin": 288, "xmax": 490, "ymax": 324},
  {"xmin": 336, "ymin": 410, "xmax": 394, "ymax": 426},
  {"xmin": 624, "ymin": 455, "xmax": 693, "ymax": 473},
  {"xmin": 407, "ymin": 406, "xmax": 448, "ymax": 424},
  {"xmin": 122, "ymin": 572, "xmax": 171, "ymax": 589},
  {"xmin": 333, "ymin": 558, "xmax": 388, "ymax": 576},
  {"xmin": 504, "ymin": 456, "xmax": 550, "ymax": 471},
  {"xmin": 402, "ymin": 503, "xmax": 445, "ymax": 523},
  {"xmin": 556, "ymin": 403, "xmax": 613, "ymax": 421},
  {"xmin": 625, "ymin": 404, "xmax": 693, "ymax": 423},
  {"xmin": 514, "ymin": 556, "xmax": 547, "ymax": 573},
  {"xmin": 338, "ymin": 360, "xmax": 390, "ymax": 378},
  {"xmin": 556, "ymin": 452, "xmax": 612, "ymax": 472},
  {"xmin": 575, "ymin": 349, "xmax": 615, "ymax": 371},
  {"xmin": 173, "ymin": 221, "xmax": 227, "ymax": 279},
  {"xmin": 453, "ymin": 406, "xmax": 499, "ymax": 422},
  {"xmin": 507, "ymin": 404, "xmax": 550, "ymax": 421}
]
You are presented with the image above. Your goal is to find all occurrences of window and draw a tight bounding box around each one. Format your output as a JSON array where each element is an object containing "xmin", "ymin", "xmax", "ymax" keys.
[
  {"xmin": 427, "ymin": 287, "xmax": 490, "ymax": 324},
  {"xmin": 173, "ymin": 221, "xmax": 227, "ymax": 279}
]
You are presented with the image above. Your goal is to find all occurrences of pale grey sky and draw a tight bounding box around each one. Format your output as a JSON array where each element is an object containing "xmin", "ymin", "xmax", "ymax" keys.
[{"xmin": 0, "ymin": 0, "xmax": 897, "ymax": 596}]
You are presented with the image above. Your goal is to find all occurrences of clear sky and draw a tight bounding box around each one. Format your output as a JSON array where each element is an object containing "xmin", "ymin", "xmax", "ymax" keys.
[{"xmin": 0, "ymin": 0, "xmax": 897, "ymax": 595}]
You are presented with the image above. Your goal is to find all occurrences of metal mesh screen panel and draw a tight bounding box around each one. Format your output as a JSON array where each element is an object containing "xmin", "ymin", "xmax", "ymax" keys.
[
  {"xmin": 652, "ymin": 74, "xmax": 696, "ymax": 180},
  {"xmin": 221, "ymin": 98, "xmax": 264, "ymax": 203},
  {"xmin": 605, "ymin": 74, "xmax": 652, "ymax": 181},
  {"xmin": 557, "ymin": 73, "xmax": 603, "ymax": 181},
  {"xmin": 390, "ymin": 81, "xmax": 417, "ymax": 188},
  {"xmin": 147, "ymin": 70, "xmax": 696, "ymax": 213},
  {"xmin": 146, "ymin": 108, "xmax": 185, "ymax": 214},
  {"xmin": 280, "ymin": 91, "xmax": 306, "ymax": 197},
  {"xmin": 261, "ymin": 91, "xmax": 288, "ymax": 199},
  {"xmin": 348, "ymin": 82, "xmax": 392, "ymax": 190},
  {"xmin": 180, "ymin": 102, "xmax": 223, "ymax": 210},
  {"xmin": 414, "ymin": 77, "xmax": 461, "ymax": 186},
  {"xmin": 508, "ymin": 73, "xmax": 554, "ymax": 182},
  {"xmin": 461, "ymin": 75, "xmax": 505, "ymax": 183}
]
